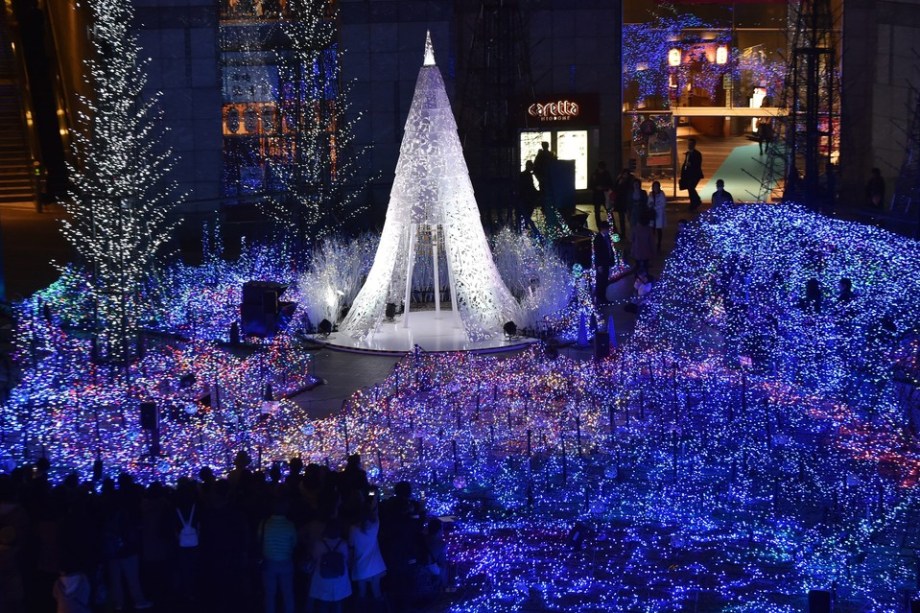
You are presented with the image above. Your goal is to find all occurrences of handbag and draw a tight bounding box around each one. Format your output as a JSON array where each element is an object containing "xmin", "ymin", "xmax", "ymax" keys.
[{"xmin": 678, "ymin": 177, "xmax": 687, "ymax": 190}]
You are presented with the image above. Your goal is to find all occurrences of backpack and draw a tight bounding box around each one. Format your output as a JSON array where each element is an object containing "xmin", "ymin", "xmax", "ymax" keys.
[
  {"xmin": 318, "ymin": 539, "xmax": 345, "ymax": 578},
  {"xmin": 177, "ymin": 505, "xmax": 199, "ymax": 548}
]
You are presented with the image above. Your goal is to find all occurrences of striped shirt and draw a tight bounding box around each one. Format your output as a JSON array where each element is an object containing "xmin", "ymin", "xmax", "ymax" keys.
[{"xmin": 261, "ymin": 515, "xmax": 297, "ymax": 562}]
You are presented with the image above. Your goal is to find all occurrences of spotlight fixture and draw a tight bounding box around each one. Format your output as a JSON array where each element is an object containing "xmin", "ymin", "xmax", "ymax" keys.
[
  {"xmin": 318, "ymin": 319, "xmax": 333, "ymax": 336},
  {"xmin": 503, "ymin": 321, "xmax": 518, "ymax": 337},
  {"xmin": 385, "ymin": 303, "xmax": 397, "ymax": 321}
]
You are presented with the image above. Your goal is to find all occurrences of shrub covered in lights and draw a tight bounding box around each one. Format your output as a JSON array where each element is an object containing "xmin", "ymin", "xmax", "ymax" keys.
[
  {"xmin": 638, "ymin": 203, "xmax": 920, "ymax": 396},
  {"xmin": 4, "ymin": 206, "xmax": 919, "ymax": 610}
]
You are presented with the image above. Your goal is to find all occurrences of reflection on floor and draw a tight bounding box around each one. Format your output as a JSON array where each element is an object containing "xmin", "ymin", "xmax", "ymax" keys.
[{"xmin": 314, "ymin": 310, "xmax": 537, "ymax": 355}]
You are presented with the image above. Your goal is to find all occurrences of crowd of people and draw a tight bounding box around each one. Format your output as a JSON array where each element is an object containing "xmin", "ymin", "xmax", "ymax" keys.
[{"xmin": 0, "ymin": 453, "xmax": 448, "ymax": 613}]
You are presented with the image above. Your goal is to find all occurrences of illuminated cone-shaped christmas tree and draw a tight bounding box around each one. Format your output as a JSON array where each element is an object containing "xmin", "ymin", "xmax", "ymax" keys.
[{"xmin": 341, "ymin": 33, "xmax": 519, "ymax": 341}]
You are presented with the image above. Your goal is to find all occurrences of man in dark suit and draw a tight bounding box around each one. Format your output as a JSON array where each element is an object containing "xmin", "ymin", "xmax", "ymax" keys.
[{"xmin": 680, "ymin": 138, "xmax": 704, "ymax": 210}]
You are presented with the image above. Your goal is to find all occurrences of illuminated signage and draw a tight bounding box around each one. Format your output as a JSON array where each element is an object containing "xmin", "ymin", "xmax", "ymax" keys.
[
  {"xmin": 521, "ymin": 93, "xmax": 598, "ymax": 128},
  {"xmin": 528, "ymin": 99, "xmax": 581, "ymax": 122}
]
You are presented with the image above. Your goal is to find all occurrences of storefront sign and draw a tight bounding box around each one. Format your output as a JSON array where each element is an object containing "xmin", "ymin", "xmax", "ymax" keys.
[
  {"xmin": 528, "ymin": 99, "xmax": 581, "ymax": 122},
  {"xmin": 522, "ymin": 93, "xmax": 598, "ymax": 128}
]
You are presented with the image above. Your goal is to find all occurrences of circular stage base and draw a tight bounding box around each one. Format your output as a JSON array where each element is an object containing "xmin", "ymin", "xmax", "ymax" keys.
[{"xmin": 314, "ymin": 310, "xmax": 536, "ymax": 355}]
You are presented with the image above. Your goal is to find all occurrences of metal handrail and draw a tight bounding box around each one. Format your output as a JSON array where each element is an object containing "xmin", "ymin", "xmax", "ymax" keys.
[{"xmin": 0, "ymin": 5, "xmax": 43, "ymax": 202}]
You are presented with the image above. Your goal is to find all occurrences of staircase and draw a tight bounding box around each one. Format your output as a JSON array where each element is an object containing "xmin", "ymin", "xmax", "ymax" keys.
[{"xmin": 0, "ymin": 16, "xmax": 38, "ymax": 206}]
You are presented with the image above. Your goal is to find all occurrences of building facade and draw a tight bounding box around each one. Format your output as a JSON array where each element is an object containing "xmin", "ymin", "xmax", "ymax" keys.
[{"xmin": 4, "ymin": 1, "xmax": 919, "ymax": 224}]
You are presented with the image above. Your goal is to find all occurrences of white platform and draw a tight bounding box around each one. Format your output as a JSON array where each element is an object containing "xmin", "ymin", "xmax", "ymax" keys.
[{"xmin": 316, "ymin": 310, "xmax": 536, "ymax": 355}]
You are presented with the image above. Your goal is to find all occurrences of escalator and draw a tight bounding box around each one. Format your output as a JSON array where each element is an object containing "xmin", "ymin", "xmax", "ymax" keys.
[
  {"xmin": 0, "ymin": 12, "xmax": 37, "ymax": 206},
  {"xmin": 0, "ymin": 0, "xmax": 77, "ymax": 208}
]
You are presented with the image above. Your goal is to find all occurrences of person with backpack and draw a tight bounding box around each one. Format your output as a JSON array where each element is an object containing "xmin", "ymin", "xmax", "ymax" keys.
[
  {"xmin": 174, "ymin": 479, "xmax": 200, "ymax": 603},
  {"xmin": 308, "ymin": 519, "xmax": 351, "ymax": 612},
  {"xmin": 349, "ymin": 493, "xmax": 386, "ymax": 606}
]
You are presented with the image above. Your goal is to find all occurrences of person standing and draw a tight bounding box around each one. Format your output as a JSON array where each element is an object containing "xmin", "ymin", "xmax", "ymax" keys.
[
  {"xmin": 649, "ymin": 181, "xmax": 667, "ymax": 251},
  {"xmin": 516, "ymin": 161, "xmax": 540, "ymax": 233},
  {"xmin": 711, "ymin": 179, "xmax": 734, "ymax": 208},
  {"xmin": 101, "ymin": 475, "xmax": 153, "ymax": 611},
  {"xmin": 590, "ymin": 161, "xmax": 614, "ymax": 229},
  {"xmin": 259, "ymin": 498, "xmax": 297, "ymax": 613},
  {"xmin": 630, "ymin": 212, "xmax": 656, "ymax": 276},
  {"xmin": 613, "ymin": 169, "xmax": 633, "ymax": 240},
  {"xmin": 865, "ymin": 167, "xmax": 885, "ymax": 209},
  {"xmin": 593, "ymin": 222, "xmax": 616, "ymax": 305},
  {"xmin": 756, "ymin": 120, "xmax": 773, "ymax": 155},
  {"xmin": 349, "ymin": 494, "xmax": 386, "ymax": 605},
  {"xmin": 532, "ymin": 142, "xmax": 558, "ymax": 226},
  {"xmin": 308, "ymin": 520, "xmax": 351, "ymax": 613},
  {"xmin": 532, "ymin": 142, "xmax": 555, "ymax": 194},
  {"xmin": 680, "ymin": 138, "xmax": 704, "ymax": 210},
  {"xmin": 627, "ymin": 178, "xmax": 648, "ymax": 234}
]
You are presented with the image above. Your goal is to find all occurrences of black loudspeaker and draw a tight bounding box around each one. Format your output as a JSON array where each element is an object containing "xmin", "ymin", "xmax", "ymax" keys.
[
  {"xmin": 262, "ymin": 290, "xmax": 278, "ymax": 314},
  {"xmin": 140, "ymin": 402, "xmax": 158, "ymax": 430},
  {"xmin": 808, "ymin": 590, "xmax": 831, "ymax": 613},
  {"xmin": 241, "ymin": 281, "xmax": 288, "ymax": 337},
  {"xmin": 594, "ymin": 331, "xmax": 610, "ymax": 360}
]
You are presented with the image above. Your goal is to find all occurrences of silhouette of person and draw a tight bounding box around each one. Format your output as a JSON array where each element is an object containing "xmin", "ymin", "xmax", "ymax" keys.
[
  {"xmin": 680, "ymin": 138, "xmax": 704, "ymax": 210},
  {"xmin": 516, "ymin": 161, "xmax": 540, "ymax": 233},
  {"xmin": 756, "ymin": 120, "xmax": 773, "ymax": 155},
  {"xmin": 532, "ymin": 141, "xmax": 555, "ymax": 194},
  {"xmin": 593, "ymin": 221, "xmax": 615, "ymax": 304},
  {"xmin": 711, "ymin": 179, "xmax": 734, "ymax": 208},
  {"xmin": 591, "ymin": 161, "xmax": 614, "ymax": 229},
  {"xmin": 865, "ymin": 167, "xmax": 885, "ymax": 210}
]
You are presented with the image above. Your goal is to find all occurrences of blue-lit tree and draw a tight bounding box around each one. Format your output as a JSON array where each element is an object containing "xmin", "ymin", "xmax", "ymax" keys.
[
  {"xmin": 623, "ymin": 9, "xmax": 713, "ymax": 108},
  {"xmin": 62, "ymin": 0, "xmax": 184, "ymax": 364},
  {"xmin": 265, "ymin": 0, "xmax": 368, "ymax": 252}
]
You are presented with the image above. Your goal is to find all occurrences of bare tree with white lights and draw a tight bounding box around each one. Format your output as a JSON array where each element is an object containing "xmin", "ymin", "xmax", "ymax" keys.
[
  {"xmin": 266, "ymin": 0, "xmax": 368, "ymax": 252},
  {"xmin": 62, "ymin": 0, "xmax": 183, "ymax": 363}
]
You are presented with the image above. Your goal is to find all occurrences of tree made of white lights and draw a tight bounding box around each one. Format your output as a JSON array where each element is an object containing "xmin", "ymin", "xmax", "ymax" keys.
[
  {"xmin": 62, "ymin": 0, "xmax": 183, "ymax": 363},
  {"xmin": 341, "ymin": 33, "xmax": 520, "ymax": 341}
]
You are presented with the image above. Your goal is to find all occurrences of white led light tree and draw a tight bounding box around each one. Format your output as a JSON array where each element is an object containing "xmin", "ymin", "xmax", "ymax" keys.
[
  {"xmin": 342, "ymin": 33, "xmax": 520, "ymax": 341},
  {"xmin": 266, "ymin": 0, "xmax": 368, "ymax": 250},
  {"xmin": 62, "ymin": 0, "xmax": 183, "ymax": 364}
]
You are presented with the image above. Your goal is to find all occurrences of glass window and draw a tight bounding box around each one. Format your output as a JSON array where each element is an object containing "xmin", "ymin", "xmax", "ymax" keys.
[{"xmin": 557, "ymin": 131, "xmax": 588, "ymax": 190}]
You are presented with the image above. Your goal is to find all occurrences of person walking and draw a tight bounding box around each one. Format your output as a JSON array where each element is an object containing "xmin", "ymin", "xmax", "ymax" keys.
[
  {"xmin": 649, "ymin": 181, "xmax": 666, "ymax": 251},
  {"xmin": 590, "ymin": 161, "xmax": 614, "ymax": 229},
  {"xmin": 680, "ymin": 138, "xmax": 704, "ymax": 210}
]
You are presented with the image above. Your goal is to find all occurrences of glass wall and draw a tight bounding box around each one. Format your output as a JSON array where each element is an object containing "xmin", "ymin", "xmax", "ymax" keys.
[
  {"xmin": 520, "ymin": 130, "xmax": 589, "ymax": 190},
  {"xmin": 622, "ymin": 1, "xmax": 791, "ymax": 112},
  {"xmin": 218, "ymin": 1, "xmax": 339, "ymax": 201}
]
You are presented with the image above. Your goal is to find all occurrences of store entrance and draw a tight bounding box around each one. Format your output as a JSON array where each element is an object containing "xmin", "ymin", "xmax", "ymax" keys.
[{"xmin": 627, "ymin": 107, "xmax": 785, "ymax": 206}]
